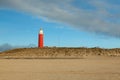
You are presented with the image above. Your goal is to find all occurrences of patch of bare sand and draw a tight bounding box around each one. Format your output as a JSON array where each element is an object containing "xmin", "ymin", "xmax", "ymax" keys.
[{"xmin": 0, "ymin": 56, "xmax": 120, "ymax": 80}]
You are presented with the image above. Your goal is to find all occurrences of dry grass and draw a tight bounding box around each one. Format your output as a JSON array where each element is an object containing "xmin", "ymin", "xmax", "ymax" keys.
[{"xmin": 0, "ymin": 47, "xmax": 120, "ymax": 59}]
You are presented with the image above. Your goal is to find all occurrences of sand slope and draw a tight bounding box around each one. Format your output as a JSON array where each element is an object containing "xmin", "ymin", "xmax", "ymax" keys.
[{"xmin": 0, "ymin": 57, "xmax": 120, "ymax": 80}]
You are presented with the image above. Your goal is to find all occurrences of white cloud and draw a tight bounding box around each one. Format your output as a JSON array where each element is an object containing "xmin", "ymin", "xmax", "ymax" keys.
[{"xmin": 0, "ymin": 0, "xmax": 120, "ymax": 37}]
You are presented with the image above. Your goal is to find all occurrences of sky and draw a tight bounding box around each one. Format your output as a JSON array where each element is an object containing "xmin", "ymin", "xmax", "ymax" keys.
[{"xmin": 0, "ymin": 0, "xmax": 120, "ymax": 51}]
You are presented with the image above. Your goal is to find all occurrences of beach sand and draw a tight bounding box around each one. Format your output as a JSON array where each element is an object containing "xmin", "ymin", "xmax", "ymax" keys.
[{"xmin": 0, "ymin": 56, "xmax": 120, "ymax": 80}]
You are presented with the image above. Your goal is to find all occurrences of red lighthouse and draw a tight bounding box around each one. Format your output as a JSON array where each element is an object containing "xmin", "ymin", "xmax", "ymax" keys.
[{"xmin": 38, "ymin": 28, "xmax": 44, "ymax": 48}]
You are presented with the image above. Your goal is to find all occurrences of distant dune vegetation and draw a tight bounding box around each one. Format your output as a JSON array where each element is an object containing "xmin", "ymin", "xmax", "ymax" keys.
[{"xmin": 0, "ymin": 47, "xmax": 120, "ymax": 59}]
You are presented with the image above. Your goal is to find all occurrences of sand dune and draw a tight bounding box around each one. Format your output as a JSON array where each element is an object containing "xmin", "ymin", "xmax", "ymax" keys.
[
  {"xmin": 0, "ymin": 48, "xmax": 120, "ymax": 80},
  {"xmin": 0, "ymin": 47, "xmax": 120, "ymax": 59}
]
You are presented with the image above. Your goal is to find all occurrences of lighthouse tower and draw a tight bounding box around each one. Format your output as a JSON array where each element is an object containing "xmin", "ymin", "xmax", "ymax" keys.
[{"xmin": 38, "ymin": 28, "xmax": 44, "ymax": 48}]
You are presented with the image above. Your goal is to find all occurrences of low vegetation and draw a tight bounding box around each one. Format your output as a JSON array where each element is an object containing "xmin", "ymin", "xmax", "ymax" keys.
[{"xmin": 0, "ymin": 47, "xmax": 120, "ymax": 59}]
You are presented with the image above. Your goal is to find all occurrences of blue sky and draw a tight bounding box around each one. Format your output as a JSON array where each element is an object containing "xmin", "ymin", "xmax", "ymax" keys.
[{"xmin": 0, "ymin": 0, "xmax": 120, "ymax": 49}]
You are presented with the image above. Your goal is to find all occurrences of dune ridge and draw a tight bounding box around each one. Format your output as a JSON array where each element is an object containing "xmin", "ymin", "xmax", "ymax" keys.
[{"xmin": 0, "ymin": 47, "xmax": 120, "ymax": 59}]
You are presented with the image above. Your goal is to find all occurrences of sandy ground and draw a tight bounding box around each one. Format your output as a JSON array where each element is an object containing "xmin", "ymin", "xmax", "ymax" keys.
[{"xmin": 0, "ymin": 56, "xmax": 120, "ymax": 80}]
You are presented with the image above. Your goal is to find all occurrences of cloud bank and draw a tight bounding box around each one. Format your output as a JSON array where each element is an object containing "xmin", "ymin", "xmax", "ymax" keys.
[
  {"xmin": 0, "ymin": 43, "xmax": 36, "ymax": 52},
  {"xmin": 0, "ymin": 44, "xmax": 13, "ymax": 52},
  {"xmin": 0, "ymin": 0, "xmax": 120, "ymax": 37}
]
